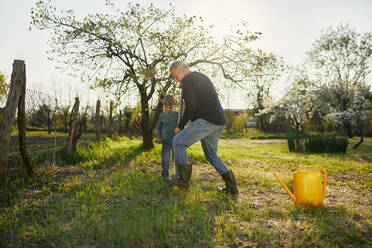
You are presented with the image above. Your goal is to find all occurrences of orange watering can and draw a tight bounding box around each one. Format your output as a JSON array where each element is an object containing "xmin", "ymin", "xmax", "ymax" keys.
[{"xmin": 274, "ymin": 166, "xmax": 327, "ymax": 206}]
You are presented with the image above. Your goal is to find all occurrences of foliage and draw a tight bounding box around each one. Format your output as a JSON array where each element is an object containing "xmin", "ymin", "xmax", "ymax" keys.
[
  {"xmin": 307, "ymin": 23, "xmax": 372, "ymax": 86},
  {"xmin": 30, "ymin": 0, "xmax": 274, "ymax": 148},
  {"xmin": 246, "ymin": 55, "xmax": 285, "ymax": 130},
  {"xmin": 260, "ymin": 24, "xmax": 372, "ymax": 139},
  {"xmin": 314, "ymin": 79, "xmax": 371, "ymax": 137},
  {"xmin": 257, "ymin": 81, "xmax": 313, "ymax": 139},
  {"xmin": 0, "ymin": 71, "xmax": 9, "ymax": 103},
  {"xmin": 225, "ymin": 111, "xmax": 250, "ymax": 134},
  {"xmin": 28, "ymin": 104, "xmax": 52, "ymax": 127},
  {"xmin": 288, "ymin": 134, "xmax": 348, "ymax": 153},
  {"xmin": 307, "ymin": 23, "xmax": 372, "ymax": 139}
]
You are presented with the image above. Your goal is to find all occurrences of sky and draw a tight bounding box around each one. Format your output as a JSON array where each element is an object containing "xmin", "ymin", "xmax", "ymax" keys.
[{"xmin": 0, "ymin": 0, "xmax": 371, "ymax": 108}]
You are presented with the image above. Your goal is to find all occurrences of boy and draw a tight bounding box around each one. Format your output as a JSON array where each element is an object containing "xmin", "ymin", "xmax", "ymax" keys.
[{"xmin": 156, "ymin": 95, "xmax": 179, "ymax": 178}]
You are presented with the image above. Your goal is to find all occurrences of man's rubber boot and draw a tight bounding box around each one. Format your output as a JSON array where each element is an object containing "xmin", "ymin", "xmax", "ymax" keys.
[
  {"xmin": 163, "ymin": 164, "xmax": 192, "ymax": 190},
  {"xmin": 218, "ymin": 170, "xmax": 239, "ymax": 195}
]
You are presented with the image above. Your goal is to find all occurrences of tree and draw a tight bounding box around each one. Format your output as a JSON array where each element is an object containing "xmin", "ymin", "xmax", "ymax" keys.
[
  {"xmin": 258, "ymin": 83, "xmax": 312, "ymax": 143},
  {"xmin": 31, "ymin": 1, "xmax": 271, "ymax": 148},
  {"xmin": 316, "ymin": 80, "xmax": 370, "ymax": 145},
  {"xmin": 307, "ymin": 23, "xmax": 372, "ymax": 138},
  {"xmin": 351, "ymin": 85, "xmax": 371, "ymax": 148},
  {"xmin": 59, "ymin": 103, "xmax": 71, "ymax": 132},
  {"xmin": 246, "ymin": 54, "xmax": 284, "ymax": 131},
  {"xmin": 29, "ymin": 104, "xmax": 52, "ymax": 132},
  {"xmin": 0, "ymin": 71, "xmax": 9, "ymax": 105}
]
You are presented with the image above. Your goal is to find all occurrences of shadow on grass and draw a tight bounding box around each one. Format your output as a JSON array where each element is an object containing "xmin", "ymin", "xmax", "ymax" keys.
[
  {"xmin": 0, "ymin": 169, "xmax": 219, "ymax": 247},
  {"xmin": 288, "ymin": 206, "xmax": 371, "ymax": 247},
  {"xmin": 241, "ymin": 205, "xmax": 371, "ymax": 247},
  {"xmin": 32, "ymin": 139, "xmax": 146, "ymax": 169},
  {"xmin": 94, "ymin": 143, "xmax": 146, "ymax": 169},
  {"xmin": 2, "ymin": 168, "xmax": 371, "ymax": 247},
  {"xmin": 0, "ymin": 139, "xmax": 146, "ymax": 210}
]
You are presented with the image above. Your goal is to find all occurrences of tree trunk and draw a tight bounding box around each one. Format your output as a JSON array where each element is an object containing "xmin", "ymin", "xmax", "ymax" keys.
[
  {"xmin": 345, "ymin": 123, "xmax": 353, "ymax": 138},
  {"xmin": 108, "ymin": 100, "xmax": 113, "ymax": 138},
  {"xmin": 82, "ymin": 110, "xmax": 87, "ymax": 132},
  {"xmin": 139, "ymin": 93, "xmax": 166, "ymax": 149},
  {"xmin": 353, "ymin": 122, "xmax": 364, "ymax": 149},
  {"xmin": 63, "ymin": 110, "xmax": 68, "ymax": 132},
  {"xmin": 102, "ymin": 113, "xmax": 106, "ymax": 132},
  {"xmin": 17, "ymin": 63, "xmax": 34, "ymax": 177},
  {"xmin": 47, "ymin": 109, "xmax": 51, "ymax": 134},
  {"xmin": 71, "ymin": 106, "xmax": 86, "ymax": 151},
  {"xmin": 119, "ymin": 110, "xmax": 122, "ymax": 135},
  {"xmin": 295, "ymin": 126, "xmax": 299, "ymax": 145},
  {"xmin": 140, "ymin": 97, "xmax": 153, "ymax": 149},
  {"xmin": 95, "ymin": 100, "xmax": 101, "ymax": 141},
  {"xmin": 0, "ymin": 60, "xmax": 25, "ymax": 184},
  {"xmin": 66, "ymin": 97, "xmax": 79, "ymax": 153},
  {"xmin": 137, "ymin": 79, "xmax": 171, "ymax": 149}
]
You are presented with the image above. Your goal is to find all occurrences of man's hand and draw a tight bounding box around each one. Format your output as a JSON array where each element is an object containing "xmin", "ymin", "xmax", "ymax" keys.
[
  {"xmin": 155, "ymin": 138, "xmax": 163, "ymax": 144},
  {"xmin": 175, "ymin": 128, "xmax": 181, "ymax": 134}
]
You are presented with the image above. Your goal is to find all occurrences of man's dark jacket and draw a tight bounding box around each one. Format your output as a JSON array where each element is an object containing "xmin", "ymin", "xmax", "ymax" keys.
[{"xmin": 178, "ymin": 71, "xmax": 226, "ymax": 129}]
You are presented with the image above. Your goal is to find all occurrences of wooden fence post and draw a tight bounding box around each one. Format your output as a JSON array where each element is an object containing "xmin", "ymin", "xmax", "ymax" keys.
[
  {"xmin": 108, "ymin": 100, "xmax": 113, "ymax": 138},
  {"xmin": 66, "ymin": 97, "xmax": 79, "ymax": 153},
  {"xmin": 17, "ymin": 62, "xmax": 34, "ymax": 177},
  {"xmin": 0, "ymin": 60, "xmax": 25, "ymax": 184},
  {"xmin": 119, "ymin": 110, "xmax": 122, "ymax": 136},
  {"xmin": 95, "ymin": 100, "xmax": 101, "ymax": 141}
]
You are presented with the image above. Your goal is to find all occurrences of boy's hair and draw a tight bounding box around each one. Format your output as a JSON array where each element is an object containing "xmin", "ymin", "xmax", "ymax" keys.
[
  {"xmin": 163, "ymin": 95, "xmax": 175, "ymax": 105},
  {"xmin": 169, "ymin": 60, "xmax": 189, "ymax": 71}
]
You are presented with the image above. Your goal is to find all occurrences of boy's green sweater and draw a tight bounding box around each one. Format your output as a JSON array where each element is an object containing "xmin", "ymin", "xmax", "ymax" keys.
[{"xmin": 157, "ymin": 111, "xmax": 178, "ymax": 144}]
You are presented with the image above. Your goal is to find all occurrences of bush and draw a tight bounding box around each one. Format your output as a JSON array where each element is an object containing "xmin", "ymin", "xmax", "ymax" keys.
[{"xmin": 288, "ymin": 134, "xmax": 348, "ymax": 153}]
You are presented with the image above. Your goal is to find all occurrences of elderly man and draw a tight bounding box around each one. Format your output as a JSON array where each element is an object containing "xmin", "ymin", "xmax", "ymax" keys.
[{"xmin": 164, "ymin": 60, "xmax": 239, "ymax": 195}]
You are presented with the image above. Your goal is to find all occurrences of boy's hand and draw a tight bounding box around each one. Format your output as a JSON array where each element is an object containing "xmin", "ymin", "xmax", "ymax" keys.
[
  {"xmin": 175, "ymin": 128, "xmax": 181, "ymax": 134},
  {"xmin": 155, "ymin": 138, "xmax": 163, "ymax": 144}
]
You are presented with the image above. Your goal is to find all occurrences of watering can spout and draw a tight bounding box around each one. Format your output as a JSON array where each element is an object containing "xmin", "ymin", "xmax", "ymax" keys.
[{"xmin": 274, "ymin": 173, "xmax": 296, "ymax": 203}]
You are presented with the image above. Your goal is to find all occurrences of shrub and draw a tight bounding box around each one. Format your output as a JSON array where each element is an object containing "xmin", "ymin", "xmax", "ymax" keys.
[{"xmin": 288, "ymin": 134, "xmax": 348, "ymax": 153}]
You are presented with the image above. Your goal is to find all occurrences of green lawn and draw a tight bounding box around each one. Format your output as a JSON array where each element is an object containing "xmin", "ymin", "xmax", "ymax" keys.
[{"xmin": 1, "ymin": 136, "xmax": 371, "ymax": 247}]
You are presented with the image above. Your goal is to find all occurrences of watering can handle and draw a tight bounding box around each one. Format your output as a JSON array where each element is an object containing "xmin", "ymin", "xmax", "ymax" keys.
[
  {"xmin": 273, "ymin": 173, "xmax": 296, "ymax": 203},
  {"xmin": 298, "ymin": 165, "xmax": 327, "ymax": 200}
]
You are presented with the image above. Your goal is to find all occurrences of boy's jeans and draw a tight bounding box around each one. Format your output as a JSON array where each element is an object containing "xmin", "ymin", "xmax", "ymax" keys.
[
  {"xmin": 173, "ymin": 118, "xmax": 229, "ymax": 175},
  {"xmin": 161, "ymin": 142, "xmax": 173, "ymax": 177}
]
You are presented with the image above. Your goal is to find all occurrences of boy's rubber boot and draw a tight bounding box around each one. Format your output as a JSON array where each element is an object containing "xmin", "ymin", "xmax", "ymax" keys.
[
  {"xmin": 163, "ymin": 164, "xmax": 192, "ymax": 190},
  {"xmin": 218, "ymin": 170, "xmax": 239, "ymax": 195}
]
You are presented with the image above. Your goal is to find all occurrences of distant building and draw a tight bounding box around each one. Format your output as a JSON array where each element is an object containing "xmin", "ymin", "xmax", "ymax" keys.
[{"xmin": 245, "ymin": 116, "xmax": 258, "ymax": 128}]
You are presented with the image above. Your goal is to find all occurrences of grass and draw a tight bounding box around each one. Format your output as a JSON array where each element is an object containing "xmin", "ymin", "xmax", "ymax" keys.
[
  {"xmin": 221, "ymin": 128, "xmax": 295, "ymax": 140},
  {"xmin": 0, "ymin": 136, "xmax": 371, "ymax": 247}
]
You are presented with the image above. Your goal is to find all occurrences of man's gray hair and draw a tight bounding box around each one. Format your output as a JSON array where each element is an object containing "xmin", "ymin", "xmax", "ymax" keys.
[{"xmin": 169, "ymin": 60, "xmax": 189, "ymax": 71}]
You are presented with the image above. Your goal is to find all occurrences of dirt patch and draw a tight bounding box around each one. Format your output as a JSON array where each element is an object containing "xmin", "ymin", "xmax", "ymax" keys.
[
  {"xmin": 53, "ymin": 165, "xmax": 84, "ymax": 177},
  {"xmin": 219, "ymin": 139, "xmax": 286, "ymax": 146},
  {"xmin": 328, "ymin": 173, "xmax": 370, "ymax": 186},
  {"xmin": 193, "ymin": 163, "xmax": 221, "ymax": 184},
  {"xmin": 325, "ymin": 186, "xmax": 372, "ymax": 212}
]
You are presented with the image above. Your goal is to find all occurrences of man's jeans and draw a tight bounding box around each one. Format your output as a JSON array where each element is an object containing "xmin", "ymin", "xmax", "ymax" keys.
[
  {"xmin": 161, "ymin": 142, "xmax": 173, "ymax": 177},
  {"xmin": 173, "ymin": 118, "xmax": 229, "ymax": 175}
]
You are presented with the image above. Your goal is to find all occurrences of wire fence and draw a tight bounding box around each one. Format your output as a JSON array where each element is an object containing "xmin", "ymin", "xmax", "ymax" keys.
[{"xmin": 0, "ymin": 88, "xmax": 138, "ymax": 174}]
